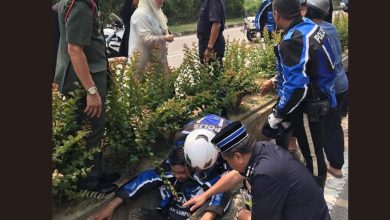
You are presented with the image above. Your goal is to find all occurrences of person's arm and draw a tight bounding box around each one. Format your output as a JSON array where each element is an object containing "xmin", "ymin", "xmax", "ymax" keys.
[
  {"xmin": 88, "ymin": 197, "xmax": 124, "ymax": 220},
  {"xmin": 274, "ymin": 32, "xmax": 309, "ymax": 118},
  {"xmin": 134, "ymin": 14, "xmax": 174, "ymax": 48},
  {"xmin": 204, "ymin": 22, "xmax": 221, "ymax": 62},
  {"xmin": 204, "ymin": 0, "xmax": 224, "ymax": 62},
  {"xmin": 116, "ymin": 168, "xmax": 166, "ymax": 201},
  {"xmin": 260, "ymin": 74, "xmax": 277, "ymax": 96},
  {"xmin": 237, "ymin": 209, "xmax": 251, "ymax": 220},
  {"xmin": 65, "ymin": 1, "xmax": 102, "ymax": 118},
  {"xmin": 183, "ymin": 170, "xmax": 245, "ymax": 211},
  {"xmin": 67, "ymin": 44, "xmax": 96, "ymax": 91},
  {"xmin": 199, "ymin": 211, "xmax": 218, "ymax": 220}
]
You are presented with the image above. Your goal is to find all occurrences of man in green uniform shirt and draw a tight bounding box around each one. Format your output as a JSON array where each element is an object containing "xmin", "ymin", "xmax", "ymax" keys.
[{"xmin": 55, "ymin": 0, "xmax": 117, "ymax": 193}]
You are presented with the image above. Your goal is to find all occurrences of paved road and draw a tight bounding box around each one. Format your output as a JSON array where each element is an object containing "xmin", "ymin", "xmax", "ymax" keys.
[
  {"xmin": 327, "ymin": 116, "xmax": 349, "ymax": 219},
  {"xmin": 167, "ymin": 26, "xmax": 247, "ymax": 68}
]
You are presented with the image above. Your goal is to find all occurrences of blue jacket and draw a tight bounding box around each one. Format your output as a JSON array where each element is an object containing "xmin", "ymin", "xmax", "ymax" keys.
[
  {"xmin": 275, "ymin": 17, "xmax": 337, "ymax": 117},
  {"xmin": 116, "ymin": 160, "xmax": 231, "ymax": 219},
  {"xmin": 317, "ymin": 21, "xmax": 348, "ymax": 94},
  {"xmin": 255, "ymin": 0, "xmax": 275, "ymax": 33}
]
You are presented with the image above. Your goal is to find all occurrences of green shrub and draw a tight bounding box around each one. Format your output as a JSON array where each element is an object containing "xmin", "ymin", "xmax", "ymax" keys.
[
  {"xmin": 52, "ymin": 84, "xmax": 101, "ymax": 207},
  {"xmin": 244, "ymin": 0, "xmax": 262, "ymax": 16},
  {"xmin": 52, "ymin": 36, "xmax": 279, "ymax": 206},
  {"xmin": 334, "ymin": 11, "xmax": 349, "ymax": 51}
]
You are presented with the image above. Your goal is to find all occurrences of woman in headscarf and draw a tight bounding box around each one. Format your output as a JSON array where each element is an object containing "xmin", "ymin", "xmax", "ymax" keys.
[{"xmin": 128, "ymin": 0, "xmax": 174, "ymax": 78}]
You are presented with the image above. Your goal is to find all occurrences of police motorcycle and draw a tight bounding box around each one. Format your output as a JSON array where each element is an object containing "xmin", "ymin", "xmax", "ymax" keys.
[
  {"xmin": 243, "ymin": 0, "xmax": 275, "ymax": 42},
  {"xmin": 103, "ymin": 13, "xmax": 125, "ymax": 58}
]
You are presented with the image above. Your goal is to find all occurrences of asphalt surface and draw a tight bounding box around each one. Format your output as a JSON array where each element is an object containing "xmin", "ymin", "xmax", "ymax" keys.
[{"xmin": 167, "ymin": 26, "xmax": 247, "ymax": 68}]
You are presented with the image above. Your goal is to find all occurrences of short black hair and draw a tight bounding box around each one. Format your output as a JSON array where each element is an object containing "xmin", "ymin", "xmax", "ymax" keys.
[
  {"xmin": 305, "ymin": 4, "xmax": 326, "ymax": 20},
  {"xmin": 221, "ymin": 134, "xmax": 256, "ymax": 158},
  {"xmin": 273, "ymin": 0, "xmax": 302, "ymax": 20},
  {"xmin": 168, "ymin": 148, "xmax": 186, "ymax": 166}
]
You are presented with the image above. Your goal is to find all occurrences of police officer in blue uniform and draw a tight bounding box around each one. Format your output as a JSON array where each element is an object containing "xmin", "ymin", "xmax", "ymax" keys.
[
  {"xmin": 184, "ymin": 121, "xmax": 330, "ymax": 220},
  {"xmin": 263, "ymin": 0, "xmax": 337, "ymax": 188}
]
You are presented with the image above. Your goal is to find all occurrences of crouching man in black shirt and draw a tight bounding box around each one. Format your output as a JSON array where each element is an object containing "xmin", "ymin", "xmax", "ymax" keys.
[{"xmin": 184, "ymin": 121, "xmax": 330, "ymax": 220}]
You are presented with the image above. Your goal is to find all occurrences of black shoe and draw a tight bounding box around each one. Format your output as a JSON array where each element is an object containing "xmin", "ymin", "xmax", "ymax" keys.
[{"xmin": 98, "ymin": 172, "xmax": 121, "ymax": 185}]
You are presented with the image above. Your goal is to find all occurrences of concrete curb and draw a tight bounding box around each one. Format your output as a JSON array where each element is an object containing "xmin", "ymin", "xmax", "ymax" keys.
[{"xmin": 172, "ymin": 23, "xmax": 244, "ymax": 37}]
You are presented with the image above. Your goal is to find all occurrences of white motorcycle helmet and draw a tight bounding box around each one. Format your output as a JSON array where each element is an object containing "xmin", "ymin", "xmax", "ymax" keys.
[{"xmin": 184, "ymin": 129, "xmax": 219, "ymax": 179}]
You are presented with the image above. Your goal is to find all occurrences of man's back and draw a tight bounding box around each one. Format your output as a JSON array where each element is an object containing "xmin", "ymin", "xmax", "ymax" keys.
[
  {"xmin": 276, "ymin": 17, "xmax": 337, "ymax": 114},
  {"xmin": 248, "ymin": 142, "xmax": 329, "ymax": 220},
  {"xmin": 317, "ymin": 21, "xmax": 348, "ymax": 94}
]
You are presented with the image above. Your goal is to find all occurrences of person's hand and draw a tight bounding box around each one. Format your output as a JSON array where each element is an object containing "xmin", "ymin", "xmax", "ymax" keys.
[
  {"xmin": 88, "ymin": 206, "xmax": 114, "ymax": 220},
  {"xmin": 164, "ymin": 34, "xmax": 175, "ymax": 42},
  {"xmin": 204, "ymin": 48, "xmax": 212, "ymax": 63},
  {"xmin": 259, "ymin": 79, "xmax": 274, "ymax": 96},
  {"xmin": 199, "ymin": 211, "xmax": 217, "ymax": 220},
  {"xmin": 84, "ymin": 92, "xmax": 102, "ymax": 118},
  {"xmin": 268, "ymin": 111, "xmax": 283, "ymax": 129},
  {"xmin": 183, "ymin": 193, "xmax": 208, "ymax": 212},
  {"xmin": 236, "ymin": 209, "xmax": 251, "ymax": 220}
]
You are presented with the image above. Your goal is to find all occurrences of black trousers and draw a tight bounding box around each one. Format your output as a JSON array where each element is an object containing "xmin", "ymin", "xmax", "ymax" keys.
[
  {"xmin": 284, "ymin": 103, "xmax": 328, "ymax": 188},
  {"xmin": 323, "ymin": 90, "xmax": 348, "ymax": 169},
  {"xmin": 198, "ymin": 35, "xmax": 225, "ymax": 64},
  {"xmin": 63, "ymin": 70, "xmax": 108, "ymax": 189}
]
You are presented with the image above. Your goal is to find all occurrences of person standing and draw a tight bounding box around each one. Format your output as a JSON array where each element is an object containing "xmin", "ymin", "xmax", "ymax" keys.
[
  {"xmin": 55, "ymin": 0, "xmax": 118, "ymax": 193},
  {"xmin": 119, "ymin": 0, "xmax": 139, "ymax": 57},
  {"xmin": 128, "ymin": 0, "xmax": 174, "ymax": 78},
  {"xmin": 263, "ymin": 0, "xmax": 337, "ymax": 188},
  {"xmin": 197, "ymin": 0, "xmax": 226, "ymax": 64},
  {"xmin": 305, "ymin": 0, "xmax": 349, "ymax": 178}
]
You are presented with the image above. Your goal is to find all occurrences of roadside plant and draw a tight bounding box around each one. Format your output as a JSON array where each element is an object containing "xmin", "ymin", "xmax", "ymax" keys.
[
  {"xmin": 334, "ymin": 11, "xmax": 348, "ymax": 51},
  {"xmin": 52, "ymin": 84, "xmax": 100, "ymax": 206}
]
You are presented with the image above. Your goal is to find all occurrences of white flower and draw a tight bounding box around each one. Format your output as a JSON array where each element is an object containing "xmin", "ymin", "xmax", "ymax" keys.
[{"xmin": 116, "ymin": 64, "xmax": 123, "ymax": 70}]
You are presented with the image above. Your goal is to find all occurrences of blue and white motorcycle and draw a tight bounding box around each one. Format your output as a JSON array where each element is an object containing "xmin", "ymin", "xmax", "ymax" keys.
[{"xmin": 243, "ymin": 0, "xmax": 275, "ymax": 42}]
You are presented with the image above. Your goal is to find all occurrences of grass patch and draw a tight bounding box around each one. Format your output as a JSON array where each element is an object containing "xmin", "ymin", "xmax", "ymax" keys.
[{"xmin": 170, "ymin": 18, "xmax": 244, "ymax": 35}]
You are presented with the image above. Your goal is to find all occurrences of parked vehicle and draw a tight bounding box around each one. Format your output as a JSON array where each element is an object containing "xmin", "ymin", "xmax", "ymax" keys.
[
  {"xmin": 243, "ymin": 0, "xmax": 275, "ymax": 42},
  {"xmin": 104, "ymin": 13, "xmax": 125, "ymax": 58}
]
